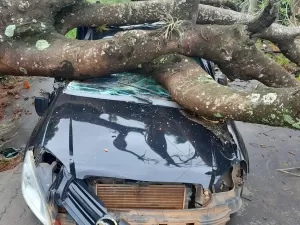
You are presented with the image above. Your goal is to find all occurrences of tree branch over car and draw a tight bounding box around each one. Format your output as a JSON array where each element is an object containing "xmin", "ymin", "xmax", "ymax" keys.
[{"xmin": 0, "ymin": 0, "xmax": 300, "ymax": 129}]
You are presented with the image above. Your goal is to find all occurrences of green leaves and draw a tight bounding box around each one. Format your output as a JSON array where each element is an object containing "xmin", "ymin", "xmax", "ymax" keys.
[{"xmin": 65, "ymin": 28, "xmax": 77, "ymax": 39}]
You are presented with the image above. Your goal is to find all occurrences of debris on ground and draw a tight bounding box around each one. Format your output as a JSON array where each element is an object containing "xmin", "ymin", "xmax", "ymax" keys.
[
  {"xmin": 12, "ymin": 107, "xmax": 23, "ymax": 121},
  {"xmin": 241, "ymin": 196, "xmax": 252, "ymax": 201},
  {"xmin": 282, "ymin": 161, "xmax": 291, "ymax": 167},
  {"xmin": 23, "ymin": 81, "xmax": 30, "ymax": 89},
  {"xmin": 277, "ymin": 167, "xmax": 300, "ymax": 177},
  {"xmin": 0, "ymin": 147, "xmax": 23, "ymax": 172},
  {"xmin": 289, "ymin": 136, "xmax": 300, "ymax": 142},
  {"xmin": 0, "ymin": 76, "xmax": 30, "ymax": 121},
  {"xmin": 24, "ymin": 110, "xmax": 32, "ymax": 115}
]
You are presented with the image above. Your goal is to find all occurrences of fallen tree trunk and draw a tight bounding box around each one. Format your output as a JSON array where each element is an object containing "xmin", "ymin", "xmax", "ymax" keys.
[
  {"xmin": 147, "ymin": 54, "xmax": 300, "ymax": 129},
  {"xmin": 56, "ymin": 0, "xmax": 237, "ymax": 34},
  {"xmin": 1, "ymin": 22, "xmax": 299, "ymax": 87},
  {"xmin": 0, "ymin": 0, "xmax": 299, "ymax": 130},
  {"xmin": 55, "ymin": 0, "xmax": 300, "ymax": 68}
]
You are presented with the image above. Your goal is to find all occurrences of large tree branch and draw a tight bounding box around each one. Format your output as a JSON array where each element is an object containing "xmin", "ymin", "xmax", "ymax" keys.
[
  {"xmin": 146, "ymin": 54, "xmax": 300, "ymax": 130},
  {"xmin": 56, "ymin": 0, "xmax": 199, "ymax": 34},
  {"xmin": 198, "ymin": 0, "xmax": 238, "ymax": 11},
  {"xmin": 246, "ymin": 0, "xmax": 279, "ymax": 35},
  {"xmin": 1, "ymin": 23, "xmax": 298, "ymax": 87},
  {"xmin": 55, "ymin": 0, "xmax": 300, "ymax": 68},
  {"xmin": 1, "ymin": 0, "xmax": 300, "ymax": 131},
  {"xmin": 55, "ymin": 0, "xmax": 174, "ymax": 34},
  {"xmin": 196, "ymin": 4, "xmax": 300, "ymax": 67}
]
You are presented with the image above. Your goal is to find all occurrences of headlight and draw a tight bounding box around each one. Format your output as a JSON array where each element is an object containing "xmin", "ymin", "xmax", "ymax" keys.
[{"xmin": 21, "ymin": 150, "xmax": 51, "ymax": 225}]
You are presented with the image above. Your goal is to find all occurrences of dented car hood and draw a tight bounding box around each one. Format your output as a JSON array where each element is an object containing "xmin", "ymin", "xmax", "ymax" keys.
[{"xmin": 36, "ymin": 91, "xmax": 246, "ymax": 188}]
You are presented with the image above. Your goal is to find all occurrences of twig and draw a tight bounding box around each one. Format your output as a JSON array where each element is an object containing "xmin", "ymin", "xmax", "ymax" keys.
[
  {"xmin": 241, "ymin": 196, "xmax": 252, "ymax": 201},
  {"xmin": 262, "ymin": 128, "xmax": 276, "ymax": 135},
  {"xmin": 277, "ymin": 167, "xmax": 300, "ymax": 177}
]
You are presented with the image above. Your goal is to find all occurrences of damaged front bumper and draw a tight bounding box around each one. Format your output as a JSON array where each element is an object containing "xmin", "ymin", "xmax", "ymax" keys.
[
  {"xmin": 57, "ymin": 186, "xmax": 242, "ymax": 225},
  {"xmin": 55, "ymin": 185, "xmax": 242, "ymax": 225},
  {"xmin": 53, "ymin": 168, "xmax": 243, "ymax": 225},
  {"xmin": 22, "ymin": 150, "xmax": 244, "ymax": 225}
]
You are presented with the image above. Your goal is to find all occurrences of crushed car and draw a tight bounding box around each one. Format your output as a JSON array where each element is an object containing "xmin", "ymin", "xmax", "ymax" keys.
[{"xmin": 22, "ymin": 24, "xmax": 249, "ymax": 225}]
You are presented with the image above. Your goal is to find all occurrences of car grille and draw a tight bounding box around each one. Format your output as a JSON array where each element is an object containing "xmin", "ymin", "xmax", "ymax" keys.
[{"xmin": 96, "ymin": 184, "xmax": 186, "ymax": 209}]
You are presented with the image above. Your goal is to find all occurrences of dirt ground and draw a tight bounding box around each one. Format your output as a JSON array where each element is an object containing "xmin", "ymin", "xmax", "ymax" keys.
[
  {"xmin": 0, "ymin": 76, "xmax": 33, "ymax": 171},
  {"xmin": 0, "ymin": 77, "xmax": 27, "ymax": 120},
  {"xmin": 0, "ymin": 77, "xmax": 51, "ymax": 171}
]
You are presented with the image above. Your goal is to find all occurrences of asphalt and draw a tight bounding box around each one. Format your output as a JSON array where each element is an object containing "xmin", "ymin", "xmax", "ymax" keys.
[
  {"xmin": 0, "ymin": 77, "xmax": 54, "ymax": 149},
  {"xmin": 0, "ymin": 78, "xmax": 300, "ymax": 225}
]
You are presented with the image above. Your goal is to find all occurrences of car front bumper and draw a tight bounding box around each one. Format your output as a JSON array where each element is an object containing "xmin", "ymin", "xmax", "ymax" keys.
[
  {"xmin": 23, "ymin": 150, "xmax": 245, "ymax": 225},
  {"xmin": 56, "ymin": 185, "xmax": 243, "ymax": 225}
]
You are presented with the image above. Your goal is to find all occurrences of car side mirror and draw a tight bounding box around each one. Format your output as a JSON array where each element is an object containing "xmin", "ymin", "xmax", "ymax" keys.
[{"xmin": 34, "ymin": 92, "xmax": 51, "ymax": 117}]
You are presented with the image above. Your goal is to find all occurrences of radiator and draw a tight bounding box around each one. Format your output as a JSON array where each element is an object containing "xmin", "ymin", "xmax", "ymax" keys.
[{"xmin": 96, "ymin": 184, "xmax": 186, "ymax": 210}]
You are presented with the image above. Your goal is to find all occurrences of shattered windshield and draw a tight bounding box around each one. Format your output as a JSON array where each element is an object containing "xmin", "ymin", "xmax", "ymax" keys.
[{"xmin": 65, "ymin": 72, "xmax": 170, "ymax": 99}]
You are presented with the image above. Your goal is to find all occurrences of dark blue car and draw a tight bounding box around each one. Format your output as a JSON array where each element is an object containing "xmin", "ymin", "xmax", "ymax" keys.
[{"xmin": 22, "ymin": 24, "xmax": 248, "ymax": 225}]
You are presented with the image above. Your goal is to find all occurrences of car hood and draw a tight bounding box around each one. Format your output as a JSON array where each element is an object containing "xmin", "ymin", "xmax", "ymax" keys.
[{"xmin": 39, "ymin": 93, "xmax": 243, "ymax": 187}]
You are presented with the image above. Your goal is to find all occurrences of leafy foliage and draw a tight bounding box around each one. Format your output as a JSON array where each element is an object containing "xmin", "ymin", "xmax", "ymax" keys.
[{"xmin": 65, "ymin": 28, "xmax": 77, "ymax": 39}]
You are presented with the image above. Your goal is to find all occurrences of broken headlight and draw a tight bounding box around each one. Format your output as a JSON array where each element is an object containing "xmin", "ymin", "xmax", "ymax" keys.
[{"xmin": 21, "ymin": 150, "xmax": 52, "ymax": 225}]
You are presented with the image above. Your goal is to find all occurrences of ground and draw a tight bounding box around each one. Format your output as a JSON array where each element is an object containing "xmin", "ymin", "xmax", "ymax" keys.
[
  {"xmin": 0, "ymin": 79, "xmax": 300, "ymax": 225},
  {"xmin": 0, "ymin": 77, "xmax": 53, "ymax": 149}
]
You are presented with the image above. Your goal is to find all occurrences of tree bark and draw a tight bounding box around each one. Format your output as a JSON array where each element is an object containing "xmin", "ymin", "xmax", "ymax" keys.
[
  {"xmin": 1, "ymin": 23, "xmax": 298, "ymax": 87},
  {"xmin": 248, "ymin": 0, "xmax": 258, "ymax": 14},
  {"xmin": 196, "ymin": 4, "xmax": 300, "ymax": 67},
  {"xmin": 0, "ymin": 0, "xmax": 300, "ymax": 131},
  {"xmin": 290, "ymin": 0, "xmax": 300, "ymax": 24},
  {"xmin": 146, "ymin": 54, "xmax": 300, "ymax": 130},
  {"xmin": 55, "ymin": 1, "xmax": 300, "ymax": 67},
  {"xmin": 55, "ymin": 0, "xmax": 174, "ymax": 34},
  {"xmin": 198, "ymin": 0, "xmax": 238, "ymax": 11}
]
